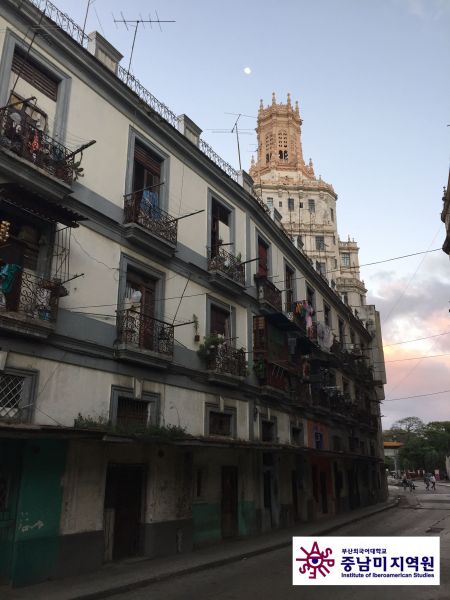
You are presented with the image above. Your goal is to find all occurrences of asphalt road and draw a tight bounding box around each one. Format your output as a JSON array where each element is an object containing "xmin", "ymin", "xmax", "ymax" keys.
[{"xmin": 114, "ymin": 482, "xmax": 450, "ymax": 600}]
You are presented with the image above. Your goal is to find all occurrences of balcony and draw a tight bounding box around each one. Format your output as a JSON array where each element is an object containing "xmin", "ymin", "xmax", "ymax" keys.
[
  {"xmin": 0, "ymin": 270, "xmax": 60, "ymax": 339},
  {"xmin": 122, "ymin": 191, "xmax": 178, "ymax": 257},
  {"xmin": 254, "ymin": 274, "xmax": 282, "ymax": 313},
  {"xmin": 115, "ymin": 309, "xmax": 174, "ymax": 368},
  {"xmin": 207, "ymin": 247, "xmax": 245, "ymax": 294},
  {"xmin": 0, "ymin": 107, "xmax": 77, "ymax": 185},
  {"xmin": 206, "ymin": 344, "xmax": 247, "ymax": 387}
]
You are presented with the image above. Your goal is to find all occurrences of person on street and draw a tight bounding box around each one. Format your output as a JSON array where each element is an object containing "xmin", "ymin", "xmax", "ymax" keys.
[
  {"xmin": 402, "ymin": 474, "xmax": 408, "ymax": 490},
  {"xmin": 424, "ymin": 474, "xmax": 430, "ymax": 491},
  {"xmin": 430, "ymin": 474, "xmax": 436, "ymax": 491}
]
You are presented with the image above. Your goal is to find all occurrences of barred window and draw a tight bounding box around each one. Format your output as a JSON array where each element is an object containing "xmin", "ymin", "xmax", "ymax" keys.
[
  {"xmin": 0, "ymin": 373, "xmax": 26, "ymax": 420},
  {"xmin": 116, "ymin": 397, "xmax": 149, "ymax": 429},
  {"xmin": 209, "ymin": 411, "xmax": 232, "ymax": 436}
]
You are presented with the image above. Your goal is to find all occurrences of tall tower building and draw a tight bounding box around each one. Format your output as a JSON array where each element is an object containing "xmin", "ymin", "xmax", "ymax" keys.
[{"xmin": 249, "ymin": 93, "xmax": 367, "ymax": 309}]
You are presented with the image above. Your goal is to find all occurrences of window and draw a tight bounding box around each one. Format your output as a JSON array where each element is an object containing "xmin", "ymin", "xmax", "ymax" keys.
[
  {"xmin": 332, "ymin": 235, "xmax": 336, "ymax": 245},
  {"xmin": 342, "ymin": 292, "xmax": 349, "ymax": 305},
  {"xmin": 291, "ymin": 425, "xmax": 303, "ymax": 445},
  {"xmin": 315, "ymin": 236, "xmax": 325, "ymax": 251},
  {"xmin": 288, "ymin": 198, "xmax": 294, "ymax": 211},
  {"xmin": 350, "ymin": 329, "xmax": 355, "ymax": 345},
  {"xmin": 332, "ymin": 435, "xmax": 342, "ymax": 452},
  {"xmin": 308, "ymin": 199, "xmax": 315, "ymax": 213},
  {"xmin": 278, "ymin": 201, "xmax": 283, "ymax": 208},
  {"xmin": 341, "ymin": 253, "xmax": 350, "ymax": 268},
  {"xmin": 334, "ymin": 258, "xmax": 338, "ymax": 269},
  {"xmin": 316, "ymin": 261, "xmax": 326, "ymax": 277},
  {"xmin": 314, "ymin": 430, "xmax": 324, "ymax": 450},
  {"xmin": 116, "ymin": 397, "xmax": 151, "ymax": 429},
  {"xmin": 324, "ymin": 303, "xmax": 331, "ymax": 327},
  {"xmin": 257, "ymin": 236, "xmax": 269, "ymax": 277},
  {"xmin": 261, "ymin": 419, "xmax": 276, "ymax": 442},
  {"xmin": 330, "ymin": 208, "xmax": 334, "ymax": 222},
  {"xmin": 0, "ymin": 370, "xmax": 35, "ymax": 422},
  {"xmin": 211, "ymin": 198, "xmax": 231, "ymax": 256},
  {"xmin": 206, "ymin": 405, "xmax": 236, "ymax": 437},
  {"xmin": 210, "ymin": 303, "xmax": 231, "ymax": 339},
  {"xmin": 133, "ymin": 143, "xmax": 162, "ymax": 210},
  {"xmin": 285, "ymin": 264, "xmax": 295, "ymax": 312},
  {"xmin": 338, "ymin": 319, "xmax": 345, "ymax": 345},
  {"xmin": 266, "ymin": 197, "xmax": 273, "ymax": 209},
  {"xmin": 12, "ymin": 49, "xmax": 58, "ymax": 101},
  {"xmin": 110, "ymin": 388, "xmax": 159, "ymax": 428},
  {"xmin": 360, "ymin": 294, "xmax": 365, "ymax": 306},
  {"xmin": 209, "ymin": 411, "xmax": 232, "ymax": 436},
  {"xmin": 299, "ymin": 202, "xmax": 303, "ymax": 209},
  {"xmin": 306, "ymin": 285, "xmax": 315, "ymax": 309}
]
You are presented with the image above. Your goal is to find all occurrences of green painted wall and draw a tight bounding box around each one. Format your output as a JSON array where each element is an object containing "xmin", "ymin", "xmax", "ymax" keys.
[
  {"xmin": 192, "ymin": 502, "xmax": 221, "ymax": 545},
  {"xmin": 0, "ymin": 440, "xmax": 21, "ymax": 583},
  {"xmin": 11, "ymin": 439, "xmax": 67, "ymax": 587},
  {"xmin": 238, "ymin": 500, "xmax": 257, "ymax": 537}
]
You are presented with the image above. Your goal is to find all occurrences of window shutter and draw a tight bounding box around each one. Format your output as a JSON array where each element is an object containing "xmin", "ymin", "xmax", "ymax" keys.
[
  {"xmin": 134, "ymin": 144, "xmax": 161, "ymax": 176},
  {"xmin": 11, "ymin": 51, "xmax": 58, "ymax": 101}
]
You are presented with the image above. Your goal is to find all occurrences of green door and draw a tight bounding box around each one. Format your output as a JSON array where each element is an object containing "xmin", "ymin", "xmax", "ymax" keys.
[{"xmin": 0, "ymin": 441, "xmax": 21, "ymax": 584}]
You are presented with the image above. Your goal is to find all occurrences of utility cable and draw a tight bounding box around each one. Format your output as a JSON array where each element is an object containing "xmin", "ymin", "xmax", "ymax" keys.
[{"xmin": 384, "ymin": 389, "xmax": 450, "ymax": 403}]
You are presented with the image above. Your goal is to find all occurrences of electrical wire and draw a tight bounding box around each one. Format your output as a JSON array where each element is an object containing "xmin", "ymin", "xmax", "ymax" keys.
[
  {"xmin": 384, "ymin": 389, "xmax": 450, "ymax": 403},
  {"xmin": 383, "ymin": 331, "xmax": 450, "ymax": 347},
  {"xmin": 384, "ymin": 353, "xmax": 450, "ymax": 363}
]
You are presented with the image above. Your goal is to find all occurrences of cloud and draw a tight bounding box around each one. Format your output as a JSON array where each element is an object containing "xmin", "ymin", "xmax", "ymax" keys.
[{"xmin": 367, "ymin": 252, "xmax": 450, "ymax": 427}]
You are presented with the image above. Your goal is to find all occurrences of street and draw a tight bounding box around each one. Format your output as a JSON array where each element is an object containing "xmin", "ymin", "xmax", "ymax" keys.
[{"xmin": 113, "ymin": 483, "xmax": 450, "ymax": 600}]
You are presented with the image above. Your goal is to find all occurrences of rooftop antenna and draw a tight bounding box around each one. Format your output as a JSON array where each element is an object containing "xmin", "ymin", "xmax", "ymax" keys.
[
  {"xmin": 113, "ymin": 12, "xmax": 175, "ymax": 83},
  {"xmin": 205, "ymin": 112, "xmax": 256, "ymax": 171}
]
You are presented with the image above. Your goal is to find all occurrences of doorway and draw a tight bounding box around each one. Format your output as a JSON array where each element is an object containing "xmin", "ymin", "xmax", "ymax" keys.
[
  {"xmin": 104, "ymin": 464, "xmax": 144, "ymax": 561},
  {"xmin": 319, "ymin": 471, "xmax": 328, "ymax": 514},
  {"xmin": 221, "ymin": 466, "xmax": 238, "ymax": 539}
]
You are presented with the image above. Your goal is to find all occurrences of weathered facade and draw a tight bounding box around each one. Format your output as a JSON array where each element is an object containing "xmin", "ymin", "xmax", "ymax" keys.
[{"xmin": 0, "ymin": 0, "xmax": 386, "ymax": 588}]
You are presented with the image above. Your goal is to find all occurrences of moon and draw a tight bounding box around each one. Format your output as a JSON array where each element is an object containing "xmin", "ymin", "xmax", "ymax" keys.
[{"xmin": 244, "ymin": 67, "xmax": 252, "ymax": 75}]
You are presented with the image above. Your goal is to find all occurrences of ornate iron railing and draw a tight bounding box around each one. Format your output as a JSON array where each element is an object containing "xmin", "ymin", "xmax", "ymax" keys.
[
  {"xmin": 0, "ymin": 270, "xmax": 59, "ymax": 322},
  {"xmin": 207, "ymin": 247, "xmax": 245, "ymax": 286},
  {"xmin": 199, "ymin": 139, "xmax": 238, "ymax": 181},
  {"xmin": 207, "ymin": 344, "xmax": 247, "ymax": 377},
  {"xmin": 123, "ymin": 191, "xmax": 178, "ymax": 245},
  {"xmin": 0, "ymin": 107, "xmax": 75, "ymax": 183},
  {"xmin": 117, "ymin": 309, "xmax": 174, "ymax": 357},
  {"xmin": 26, "ymin": 0, "xmax": 240, "ymax": 182},
  {"xmin": 254, "ymin": 275, "xmax": 282, "ymax": 311}
]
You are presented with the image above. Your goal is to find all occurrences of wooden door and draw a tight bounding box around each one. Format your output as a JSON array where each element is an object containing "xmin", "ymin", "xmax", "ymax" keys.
[
  {"xmin": 258, "ymin": 239, "xmax": 268, "ymax": 277},
  {"xmin": 104, "ymin": 464, "xmax": 144, "ymax": 561},
  {"xmin": 221, "ymin": 466, "xmax": 238, "ymax": 539},
  {"xmin": 126, "ymin": 273, "xmax": 156, "ymax": 350}
]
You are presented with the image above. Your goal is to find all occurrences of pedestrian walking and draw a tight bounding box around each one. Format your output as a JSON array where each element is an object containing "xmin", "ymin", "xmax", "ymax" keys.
[
  {"xmin": 430, "ymin": 474, "xmax": 436, "ymax": 491},
  {"xmin": 424, "ymin": 474, "xmax": 430, "ymax": 491},
  {"xmin": 402, "ymin": 474, "xmax": 408, "ymax": 491}
]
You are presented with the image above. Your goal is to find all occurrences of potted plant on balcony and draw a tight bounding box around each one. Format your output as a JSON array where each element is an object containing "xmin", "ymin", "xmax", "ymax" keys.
[
  {"xmin": 193, "ymin": 314, "xmax": 200, "ymax": 342},
  {"xmin": 197, "ymin": 333, "xmax": 225, "ymax": 362}
]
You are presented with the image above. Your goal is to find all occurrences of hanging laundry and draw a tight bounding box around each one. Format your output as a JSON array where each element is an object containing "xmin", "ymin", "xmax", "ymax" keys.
[
  {"xmin": 0, "ymin": 263, "xmax": 22, "ymax": 294},
  {"xmin": 30, "ymin": 130, "xmax": 40, "ymax": 153}
]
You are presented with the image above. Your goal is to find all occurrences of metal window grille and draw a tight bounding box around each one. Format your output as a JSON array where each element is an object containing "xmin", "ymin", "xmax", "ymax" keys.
[
  {"xmin": 261, "ymin": 420, "xmax": 275, "ymax": 442},
  {"xmin": 116, "ymin": 397, "xmax": 149, "ymax": 429},
  {"xmin": 209, "ymin": 411, "xmax": 232, "ymax": 436},
  {"xmin": 0, "ymin": 374, "xmax": 25, "ymax": 419}
]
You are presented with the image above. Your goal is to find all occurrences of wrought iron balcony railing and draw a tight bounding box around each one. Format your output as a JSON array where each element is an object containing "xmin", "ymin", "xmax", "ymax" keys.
[
  {"xmin": 206, "ymin": 344, "xmax": 247, "ymax": 378},
  {"xmin": 207, "ymin": 248, "xmax": 245, "ymax": 286},
  {"xmin": 0, "ymin": 107, "xmax": 76, "ymax": 183},
  {"xmin": 0, "ymin": 270, "xmax": 59, "ymax": 322},
  {"xmin": 123, "ymin": 191, "xmax": 178, "ymax": 246},
  {"xmin": 117, "ymin": 309, "xmax": 174, "ymax": 357},
  {"xmin": 254, "ymin": 275, "xmax": 282, "ymax": 311}
]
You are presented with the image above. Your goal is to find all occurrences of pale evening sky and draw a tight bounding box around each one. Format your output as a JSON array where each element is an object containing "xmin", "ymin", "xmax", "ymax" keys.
[{"xmin": 51, "ymin": 0, "xmax": 450, "ymax": 427}]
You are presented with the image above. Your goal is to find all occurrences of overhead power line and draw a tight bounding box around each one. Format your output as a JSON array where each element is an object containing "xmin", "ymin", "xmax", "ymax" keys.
[
  {"xmin": 384, "ymin": 353, "xmax": 450, "ymax": 363},
  {"xmin": 384, "ymin": 389, "xmax": 450, "ymax": 402},
  {"xmin": 383, "ymin": 331, "xmax": 450, "ymax": 347}
]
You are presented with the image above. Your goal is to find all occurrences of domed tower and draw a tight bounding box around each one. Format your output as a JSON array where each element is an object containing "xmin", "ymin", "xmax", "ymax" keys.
[{"xmin": 250, "ymin": 93, "xmax": 367, "ymax": 308}]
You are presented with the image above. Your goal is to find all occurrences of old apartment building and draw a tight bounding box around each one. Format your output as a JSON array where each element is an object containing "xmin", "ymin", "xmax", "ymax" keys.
[{"xmin": 0, "ymin": 0, "xmax": 386, "ymax": 587}]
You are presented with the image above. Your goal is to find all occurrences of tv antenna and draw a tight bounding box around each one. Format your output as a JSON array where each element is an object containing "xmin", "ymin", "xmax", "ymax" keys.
[
  {"xmin": 113, "ymin": 12, "xmax": 175, "ymax": 81},
  {"xmin": 205, "ymin": 112, "xmax": 255, "ymax": 171}
]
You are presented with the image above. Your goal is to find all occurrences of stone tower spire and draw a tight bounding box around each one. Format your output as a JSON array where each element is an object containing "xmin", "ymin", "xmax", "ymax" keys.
[{"xmin": 249, "ymin": 94, "xmax": 310, "ymax": 181}]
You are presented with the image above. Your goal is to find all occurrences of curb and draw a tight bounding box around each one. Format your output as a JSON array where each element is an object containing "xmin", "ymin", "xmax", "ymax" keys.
[{"xmin": 68, "ymin": 499, "xmax": 399, "ymax": 600}]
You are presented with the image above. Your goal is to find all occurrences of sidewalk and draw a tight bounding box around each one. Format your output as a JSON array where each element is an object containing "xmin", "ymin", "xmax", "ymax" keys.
[{"xmin": 2, "ymin": 497, "xmax": 398, "ymax": 600}]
